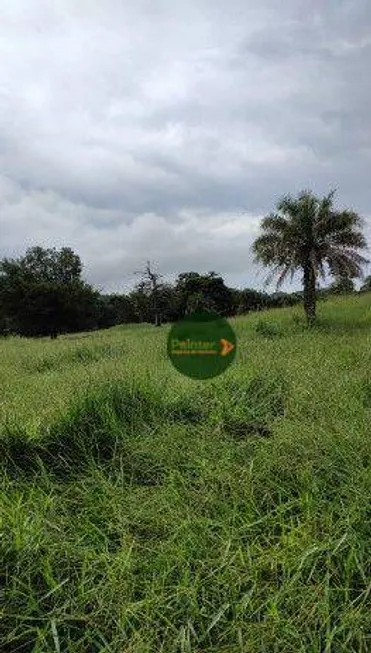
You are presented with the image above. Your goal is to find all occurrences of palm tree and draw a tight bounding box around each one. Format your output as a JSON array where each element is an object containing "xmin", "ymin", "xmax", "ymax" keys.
[{"xmin": 253, "ymin": 190, "xmax": 368, "ymax": 325}]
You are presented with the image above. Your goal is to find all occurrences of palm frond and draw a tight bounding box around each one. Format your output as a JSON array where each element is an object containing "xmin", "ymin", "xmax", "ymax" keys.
[
  {"xmin": 252, "ymin": 189, "xmax": 368, "ymax": 292},
  {"xmin": 260, "ymin": 213, "xmax": 288, "ymax": 233},
  {"xmin": 326, "ymin": 248, "xmax": 369, "ymax": 279}
]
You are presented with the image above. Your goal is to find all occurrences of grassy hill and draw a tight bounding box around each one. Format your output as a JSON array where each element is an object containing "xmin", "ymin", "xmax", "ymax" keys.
[{"xmin": 1, "ymin": 294, "xmax": 371, "ymax": 651}]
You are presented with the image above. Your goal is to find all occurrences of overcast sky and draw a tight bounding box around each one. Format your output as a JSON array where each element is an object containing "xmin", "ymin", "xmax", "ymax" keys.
[{"xmin": 1, "ymin": 0, "xmax": 370, "ymax": 292}]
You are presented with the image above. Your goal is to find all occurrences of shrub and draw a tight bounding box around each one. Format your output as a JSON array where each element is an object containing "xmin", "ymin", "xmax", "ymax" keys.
[{"xmin": 255, "ymin": 320, "xmax": 281, "ymax": 338}]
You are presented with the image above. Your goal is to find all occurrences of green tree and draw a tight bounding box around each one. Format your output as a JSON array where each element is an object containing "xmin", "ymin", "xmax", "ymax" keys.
[
  {"xmin": 231, "ymin": 288, "xmax": 268, "ymax": 314},
  {"xmin": 360, "ymin": 275, "xmax": 371, "ymax": 292},
  {"xmin": 19, "ymin": 246, "xmax": 82, "ymax": 284},
  {"xmin": 0, "ymin": 246, "xmax": 97, "ymax": 338},
  {"xmin": 329, "ymin": 275, "xmax": 355, "ymax": 294},
  {"xmin": 156, "ymin": 283, "xmax": 180, "ymax": 323},
  {"xmin": 253, "ymin": 190, "xmax": 368, "ymax": 325},
  {"xmin": 96, "ymin": 294, "xmax": 137, "ymax": 328},
  {"xmin": 175, "ymin": 272, "xmax": 233, "ymax": 317},
  {"xmin": 129, "ymin": 282, "xmax": 152, "ymax": 323}
]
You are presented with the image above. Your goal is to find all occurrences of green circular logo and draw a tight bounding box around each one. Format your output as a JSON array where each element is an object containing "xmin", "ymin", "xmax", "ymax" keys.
[{"xmin": 167, "ymin": 310, "xmax": 237, "ymax": 379}]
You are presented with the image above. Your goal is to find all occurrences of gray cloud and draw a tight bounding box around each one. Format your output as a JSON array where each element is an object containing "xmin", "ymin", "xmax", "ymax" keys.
[{"xmin": 1, "ymin": 0, "xmax": 370, "ymax": 292}]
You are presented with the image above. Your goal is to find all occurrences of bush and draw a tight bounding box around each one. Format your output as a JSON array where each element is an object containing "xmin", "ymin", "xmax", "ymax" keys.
[{"xmin": 255, "ymin": 320, "xmax": 281, "ymax": 338}]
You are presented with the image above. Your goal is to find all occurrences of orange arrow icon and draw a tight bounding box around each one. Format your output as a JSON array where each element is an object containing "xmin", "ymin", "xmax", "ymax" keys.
[{"xmin": 220, "ymin": 338, "xmax": 235, "ymax": 357}]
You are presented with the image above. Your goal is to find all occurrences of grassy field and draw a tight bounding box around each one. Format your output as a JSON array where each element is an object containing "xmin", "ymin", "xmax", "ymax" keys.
[{"xmin": 1, "ymin": 294, "xmax": 371, "ymax": 652}]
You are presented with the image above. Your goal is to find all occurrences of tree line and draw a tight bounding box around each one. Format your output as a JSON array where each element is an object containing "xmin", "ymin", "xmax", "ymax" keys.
[
  {"xmin": 0, "ymin": 247, "xmax": 306, "ymax": 337},
  {"xmin": 0, "ymin": 190, "xmax": 369, "ymax": 337}
]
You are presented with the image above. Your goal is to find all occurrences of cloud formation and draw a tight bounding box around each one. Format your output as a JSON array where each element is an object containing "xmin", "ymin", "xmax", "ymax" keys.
[{"xmin": 1, "ymin": 0, "xmax": 370, "ymax": 291}]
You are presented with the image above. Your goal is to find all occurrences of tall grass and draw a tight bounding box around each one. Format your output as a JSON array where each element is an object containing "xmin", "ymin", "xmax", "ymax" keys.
[{"xmin": 1, "ymin": 294, "xmax": 371, "ymax": 651}]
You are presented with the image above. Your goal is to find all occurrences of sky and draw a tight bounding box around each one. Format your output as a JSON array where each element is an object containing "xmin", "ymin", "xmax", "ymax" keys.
[{"xmin": 1, "ymin": 0, "xmax": 370, "ymax": 293}]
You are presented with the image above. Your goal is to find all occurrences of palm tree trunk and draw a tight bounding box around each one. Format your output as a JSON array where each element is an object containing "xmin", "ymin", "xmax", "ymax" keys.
[{"xmin": 303, "ymin": 263, "xmax": 316, "ymax": 325}]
